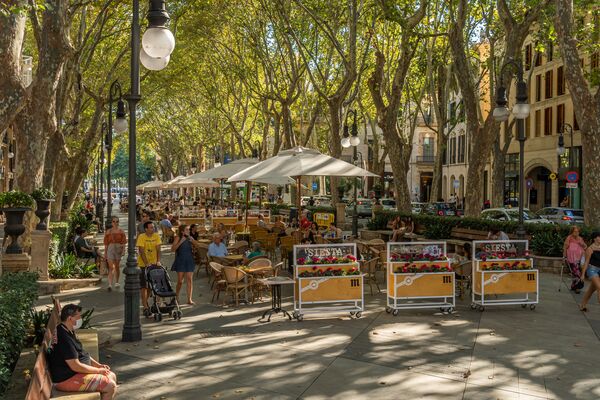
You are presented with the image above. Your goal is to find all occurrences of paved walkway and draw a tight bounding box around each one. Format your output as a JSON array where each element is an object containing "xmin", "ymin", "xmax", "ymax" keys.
[{"xmin": 36, "ymin": 209, "xmax": 600, "ymax": 399}]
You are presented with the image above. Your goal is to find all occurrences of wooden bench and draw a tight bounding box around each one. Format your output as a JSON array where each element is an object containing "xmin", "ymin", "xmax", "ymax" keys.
[
  {"xmin": 448, "ymin": 227, "xmax": 519, "ymax": 252},
  {"xmin": 25, "ymin": 297, "xmax": 100, "ymax": 400}
]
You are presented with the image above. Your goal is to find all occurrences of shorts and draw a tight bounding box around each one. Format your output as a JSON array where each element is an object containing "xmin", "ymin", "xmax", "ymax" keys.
[
  {"xmin": 55, "ymin": 371, "xmax": 117, "ymax": 393},
  {"xmin": 586, "ymin": 265, "xmax": 600, "ymax": 279},
  {"xmin": 139, "ymin": 267, "xmax": 148, "ymax": 288},
  {"xmin": 106, "ymin": 243, "xmax": 124, "ymax": 261}
]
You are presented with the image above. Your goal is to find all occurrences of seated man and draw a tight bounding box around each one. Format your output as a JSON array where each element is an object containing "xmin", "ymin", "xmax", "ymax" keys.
[
  {"xmin": 73, "ymin": 227, "xmax": 103, "ymax": 265},
  {"xmin": 257, "ymin": 214, "xmax": 269, "ymax": 230},
  {"xmin": 208, "ymin": 233, "xmax": 228, "ymax": 258},
  {"xmin": 49, "ymin": 304, "xmax": 117, "ymax": 400},
  {"xmin": 244, "ymin": 241, "xmax": 265, "ymax": 263}
]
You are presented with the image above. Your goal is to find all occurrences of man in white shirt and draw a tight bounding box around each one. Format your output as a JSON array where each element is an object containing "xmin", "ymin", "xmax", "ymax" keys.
[{"xmin": 208, "ymin": 233, "xmax": 228, "ymax": 257}]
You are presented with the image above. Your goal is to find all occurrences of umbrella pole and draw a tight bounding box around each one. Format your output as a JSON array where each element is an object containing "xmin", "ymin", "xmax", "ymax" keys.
[
  {"xmin": 296, "ymin": 176, "xmax": 301, "ymax": 219},
  {"xmin": 245, "ymin": 180, "xmax": 250, "ymax": 231}
]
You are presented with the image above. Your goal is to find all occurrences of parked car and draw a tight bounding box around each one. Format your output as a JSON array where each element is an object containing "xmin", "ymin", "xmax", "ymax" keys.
[
  {"xmin": 536, "ymin": 207, "xmax": 584, "ymax": 225},
  {"xmin": 480, "ymin": 208, "xmax": 551, "ymax": 224},
  {"xmin": 346, "ymin": 198, "xmax": 373, "ymax": 217},
  {"xmin": 411, "ymin": 202, "xmax": 426, "ymax": 214},
  {"xmin": 424, "ymin": 202, "xmax": 457, "ymax": 217},
  {"xmin": 381, "ymin": 198, "xmax": 396, "ymax": 210}
]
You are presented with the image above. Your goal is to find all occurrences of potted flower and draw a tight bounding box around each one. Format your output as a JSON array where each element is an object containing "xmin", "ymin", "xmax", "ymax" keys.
[
  {"xmin": 31, "ymin": 187, "xmax": 56, "ymax": 230},
  {"xmin": 0, "ymin": 190, "xmax": 35, "ymax": 254}
]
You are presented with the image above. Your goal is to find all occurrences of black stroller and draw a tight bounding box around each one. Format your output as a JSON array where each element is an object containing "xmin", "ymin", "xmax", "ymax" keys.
[{"xmin": 145, "ymin": 264, "xmax": 182, "ymax": 321}]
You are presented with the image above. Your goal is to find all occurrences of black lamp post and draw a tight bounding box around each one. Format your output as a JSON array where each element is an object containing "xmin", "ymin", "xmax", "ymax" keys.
[
  {"xmin": 492, "ymin": 59, "xmax": 530, "ymax": 238},
  {"xmin": 342, "ymin": 109, "xmax": 360, "ymax": 237},
  {"xmin": 97, "ymin": 132, "xmax": 105, "ymax": 232},
  {"xmin": 105, "ymin": 80, "xmax": 128, "ymax": 229},
  {"xmin": 122, "ymin": 0, "xmax": 175, "ymax": 343},
  {"xmin": 557, "ymin": 123, "xmax": 574, "ymax": 207}
]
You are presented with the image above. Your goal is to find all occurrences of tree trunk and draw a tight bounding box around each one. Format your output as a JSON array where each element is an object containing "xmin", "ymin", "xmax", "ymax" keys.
[
  {"xmin": 431, "ymin": 132, "xmax": 446, "ymax": 202},
  {"xmin": 555, "ymin": 0, "xmax": 600, "ymax": 226},
  {"xmin": 0, "ymin": 3, "xmax": 29, "ymax": 134},
  {"xmin": 491, "ymin": 140, "xmax": 506, "ymax": 207},
  {"xmin": 327, "ymin": 100, "xmax": 343, "ymax": 205}
]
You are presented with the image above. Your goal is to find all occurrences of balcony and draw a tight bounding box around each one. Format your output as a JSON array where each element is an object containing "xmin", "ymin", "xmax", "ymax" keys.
[{"xmin": 416, "ymin": 155, "xmax": 435, "ymax": 164}]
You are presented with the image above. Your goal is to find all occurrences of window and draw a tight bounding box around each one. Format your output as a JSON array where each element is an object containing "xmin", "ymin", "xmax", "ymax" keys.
[
  {"xmin": 535, "ymin": 50, "xmax": 542, "ymax": 67},
  {"xmin": 547, "ymin": 42, "xmax": 553, "ymax": 62},
  {"xmin": 458, "ymin": 135, "xmax": 465, "ymax": 163},
  {"xmin": 449, "ymin": 102, "xmax": 456, "ymax": 121},
  {"xmin": 557, "ymin": 104, "xmax": 565, "ymax": 133},
  {"xmin": 423, "ymin": 137, "xmax": 434, "ymax": 158},
  {"xmin": 525, "ymin": 115, "xmax": 531, "ymax": 138},
  {"xmin": 525, "ymin": 44, "xmax": 532, "ymax": 70},
  {"xmin": 573, "ymin": 110, "xmax": 579, "ymax": 131},
  {"xmin": 592, "ymin": 52, "xmax": 599, "ymax": 71},
  {"xmin": 557, "ymin": 66, "xmax": 565, "ymax": 95},
  {"xmin": 450, "ymin": 137, "xmax": 456, "ymax": 164},
  {"xmin": 535, "ymin": 75, "xmax": 542, "ymax": 102},
  {"xmin": 545, "ymin": 70, "xmax": 553, "ymax": 99},
  {"xmin": 535, "ymin": 109, "xmax": 542, "ymax": 137},
  {"xmin": 544, "ymin": 107, "xmax": 553, "ymax": 136}
]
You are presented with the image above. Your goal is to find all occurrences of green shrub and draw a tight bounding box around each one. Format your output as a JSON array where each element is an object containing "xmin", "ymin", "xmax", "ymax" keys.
[
  {"xmin": 29, "ymin": 308, "xmax": 52, "ymax": 347},
  {"xmin": 31, "ymin": 188, "xmax": 56, "ymax": 201},
  {"xmin": 0, "ymin": 190, "xmax": 35, "ymax": 209},
  {"xmin": 49, "ymin": 253, "xmax": 95, "ymax": 279},
  {"xmin": 0, "ymin": 273, "xmax": 38, "ymax": 395}
]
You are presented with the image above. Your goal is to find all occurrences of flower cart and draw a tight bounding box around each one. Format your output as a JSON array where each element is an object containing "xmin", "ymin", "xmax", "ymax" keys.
[
  {"xmin": 471, "ymin": 240, "xmax": 538, "ymax": 311},
  {"xmin": 293, "ymin": 243, "xmax": 364, "ymax": 321},
  {"xmin": 386, "ymin": 241, "xmax": 454, "ymax": 316},
  {"xmin": 212, "ymin": 208, "xmax": 239, "ymax": 227}
]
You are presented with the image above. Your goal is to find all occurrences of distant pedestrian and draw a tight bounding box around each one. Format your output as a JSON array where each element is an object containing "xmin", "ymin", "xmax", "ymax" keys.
[
  {"xmin": 103, "ymin": 217, "xmax": 126, "ymax": 291},
  {"xmin": 579, "ymin": 231, "xmax": 600, "ymax": 312},
  {"xmin": 563, "ymin": 226, "xmax": 586, "ymax": 293}
]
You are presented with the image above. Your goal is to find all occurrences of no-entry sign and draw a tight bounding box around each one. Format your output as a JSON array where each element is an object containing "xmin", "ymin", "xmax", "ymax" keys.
[{"xmin": 566, "ymin": 171, "xmax": 579, "ymax": 183}]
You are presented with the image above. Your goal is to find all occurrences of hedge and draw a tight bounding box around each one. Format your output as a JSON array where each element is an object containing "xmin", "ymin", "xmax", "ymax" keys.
[
  {"xmin": 369, "ymin": 210, "xmax": 598, "ymax": 258},
  {"xmin": 0, "ymin": 272, "xmax": 39, "ymax": 395}
]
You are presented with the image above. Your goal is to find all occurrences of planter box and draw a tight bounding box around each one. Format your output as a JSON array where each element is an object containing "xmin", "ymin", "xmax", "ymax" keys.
[
  {"xmin": 296, "ymin": 275, "xmax": 363, "ymax": 302},
  {"xmin": 474, "ymin": 270, "xmax": 538, "ymax": 295},
  {"xmin": 388, "ymin": 271, "xmax": 454, "ymax": 297}
]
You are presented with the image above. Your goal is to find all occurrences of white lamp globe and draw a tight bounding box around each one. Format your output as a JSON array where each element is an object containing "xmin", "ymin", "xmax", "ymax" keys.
[
  {"xmin": 113, "ymin": 117, "xmax": 128, "ymax": 133},
  {"xmin": 142, "ymin": 27, "xmax": 175, "ymax": 58},
  {"xmin": 140, "ymin": 48, "xmax": 169, "ymax": 71},
  {"xmin": 341, "ymin": 137, "xmax": 351, "ymax": 148},
  {"xmin": 492, "ymin": 106, "xmax": 509, "ymax": 122},
  {"xmin": 557, "ymin": 146, "xmax": 566, "ymax": 156},
  {"xmin": 349, "ymin": 135, "xmax": 361, "ymax": 146},
  {"xmin": 512, "ymin": 103, "xmax": 530, "ymax": 119}
]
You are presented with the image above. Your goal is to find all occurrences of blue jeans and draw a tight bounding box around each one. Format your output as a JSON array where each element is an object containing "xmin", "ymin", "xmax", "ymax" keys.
[{"xmin": 586, "ymin": 265, "xmax": 600, "ymax": 279}]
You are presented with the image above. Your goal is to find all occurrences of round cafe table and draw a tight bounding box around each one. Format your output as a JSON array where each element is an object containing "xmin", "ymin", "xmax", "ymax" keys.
[{"xmin": 257, "ymin": 277, "xmax": 295, "ymax": 322}]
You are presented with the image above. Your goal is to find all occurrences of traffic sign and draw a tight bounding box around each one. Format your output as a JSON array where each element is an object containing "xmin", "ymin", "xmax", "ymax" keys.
[
  {"xmin": 312, "ymin": 182, "xmax": 318, "ymax": 191},
  {"xmin": 525, "ymin": 178, "xmax": 534, "ymax": 189},
  {"xmin": 549, "ymin": 173, "xmax": 557, "ymax": 181},
  {"xmin": 566, "ymin": 182, "xmax": 578, "ymax": 189},
  {"xmin": 566, "ymin": 170, "xmax": 579, "ymax": 183}
]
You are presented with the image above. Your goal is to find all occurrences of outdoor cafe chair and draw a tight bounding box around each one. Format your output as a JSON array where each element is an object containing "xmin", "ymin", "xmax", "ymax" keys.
[
  {"xmin": 193, "ymin": 242, "xmax": 210, "ymax": 278},
  {"xmin": 360, "ymin": 257, "xmax": 381, "ymax": 295},
  {"xmin": 261, "ymin": 233, "xmax": 279, "ymax": 260},
  {"xmin": 209, "ymin": 262, "xmax": 227, "ymax": 303},
  {"xmin": 228, "ymin": 240, "xmax": 249, "ymax": 255},
  {"xmin": 454, "ymin": 260, "xmax": 472, "ymax": 299},
  {"xmin": 247, "ymin": 256, "xmax": 271, "ymax": 268},
  {"xmin": 222, "ymin": 266, "xmax": 252, "ymax": 306}
]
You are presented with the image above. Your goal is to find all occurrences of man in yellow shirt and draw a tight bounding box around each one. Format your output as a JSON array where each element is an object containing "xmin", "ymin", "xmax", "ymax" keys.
[{"xmin": 136, "ymin": 221, "xmax": 162, "ymax": 314}]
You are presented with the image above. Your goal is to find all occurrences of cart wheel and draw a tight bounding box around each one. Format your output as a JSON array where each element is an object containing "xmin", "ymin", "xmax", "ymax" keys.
[
  {"xmin": 478, "ymin": 305, "xmax": 485, "ymax": 312},
  {"xmin": 355, "ymin": 312, "xmax": 362, "ymax": 318},
  {"xmin": 349, "ymin": 311, "xmax": 356, "ymax": 317},
  {"xmin": 178, "ymin": 311, "xmax": 183, "ymax": 319},
  {"xmin": 392, "ymin": 309, "xmax": 399, "ymax": 316},
  {"xmin": 447, "ymin": 307, "xmax": 454, "ymax": 313},
  {"xmin": 171, "ymin": 311, "xmax": 178, "ymax": 319},
  {"xmin": 529, "ymin": 304, "xmax": 536, "ymax": 311},
  {"xmin": 521, "ymin": 304, "xmax": 527, "ymax": 309},
  {"xmin": 297, "ymin": 315, "xmax": 304, "ymax": 321},
  {"xmin": 292, "ymin": 311, "xmax": 298, "ymax": 319},
  {"xmin": 470, "ymin": 303, "xmax": 477, "ymax": 310},
  {"xmin": 385, "ymin": 306, "xmax": 392, "ymax": 314}
]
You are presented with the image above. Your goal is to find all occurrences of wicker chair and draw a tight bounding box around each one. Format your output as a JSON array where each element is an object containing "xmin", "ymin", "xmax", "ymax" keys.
[
  {"xmin": 261, "ymin": 233, "xmax": 279, "ymax": 260},
  {"xmin": 193, "ymin": 242, "xmax": 210, "ymax": 278},
  {"xmin": 279, "ymin": 236, "xmax": 297, "ymax": 269},
  {"xmin": 222, "ymin": 266, "xmax": 252, "ymax": 306},
  {"xmin": 247, "ymin": 257, "xmax": 272, "ymax": 268},
  {"xmin": 209, "ymin": 262, "xmax": 226, "ymax": 303},
  {"xmin": 360, "ymin": 257, "xmax": 381, "ymax": 295},
  {"xmin": 228, "ymin": 240, "xmax": 249, "ymax": 255}
]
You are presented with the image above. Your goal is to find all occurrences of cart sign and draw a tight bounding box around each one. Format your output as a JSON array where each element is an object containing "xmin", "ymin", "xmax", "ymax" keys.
[
  {"xmin": 566, "ymin": 171, "xmax": 579, "ymax": 183},
  {"xmin": 388, "ymin": 242, "xmax": 446, "ymax": 260},
  {"xmin": 294, "ymin": 243, "xmax": 356, "ymax": 264},
  {"xmin": 473, "ymin": 240, "xmax": 529, "ymax": 260},
  {"xmin": 566, "ymin": 182, "xmax": 578, "ymax": 189}
]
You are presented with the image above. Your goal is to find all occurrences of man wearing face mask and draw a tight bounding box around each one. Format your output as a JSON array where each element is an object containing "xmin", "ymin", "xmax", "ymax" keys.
[{"xmin": 48, "ymin": 304, "xmax": 118, "ymax": 399}]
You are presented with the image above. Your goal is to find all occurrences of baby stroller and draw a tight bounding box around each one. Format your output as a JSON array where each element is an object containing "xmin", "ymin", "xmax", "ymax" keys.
[{"xmin": 145, "ymin": 264, "xmax": 182, "ymax": 321}]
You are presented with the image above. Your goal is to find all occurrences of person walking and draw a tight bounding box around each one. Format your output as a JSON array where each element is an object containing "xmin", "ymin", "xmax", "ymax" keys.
[
  {"xmin": 171, "ymin": 224, "xmax": 198, "ymax": 305},
  {"xmin": 103, "ymin": 217, "xmax": 127, "ymax": 291},
  {"xmin": 579, "ymin": 231, "xmax": 600, "ymax": 312},
  {"xmin": 563, "ymin": 226, "xmax": 587, "ymax": 293},
  {"xmin": 136, "ymin": 221, "xmax": 162, "ymax": 315}
]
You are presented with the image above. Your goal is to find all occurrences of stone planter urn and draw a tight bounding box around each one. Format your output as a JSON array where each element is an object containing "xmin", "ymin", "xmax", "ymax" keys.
[
  {"xmin": 3, "ymin": 207, "xmax": 31, "ymax": 254},
  {"xmin": 34, "ymin": 199, "xmax": 54, "ymax": 230}
]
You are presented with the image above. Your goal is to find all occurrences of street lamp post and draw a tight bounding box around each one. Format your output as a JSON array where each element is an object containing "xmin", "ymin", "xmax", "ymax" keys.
[
  {"xmin": 97, "ymin": 138, "xmax": 105, "ymax": 232},
  {"xmin": 342, "ymin": 109, "xmax": 360, "ymax": 237},
  {"xmin": 105, "ymin": 80, "xmax": 128, "ymax": 229},
  {"xmin": 557, "ymin": 123, "xmax": 574, "ymax": 207},
  {"xmin": 492, "ymin": 59, "xmax": 530, "ymax": 238},
  {"xmin": 122, "ymin": 0, "xmax": 175, "ymax": 343}
]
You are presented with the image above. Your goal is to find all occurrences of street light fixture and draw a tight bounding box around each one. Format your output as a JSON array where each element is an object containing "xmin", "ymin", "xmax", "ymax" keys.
[
  {"xmin": 493, "ymin": 59, "xmax": 529, "ymax": 238},
  {"xmin": 558, "ymin": 123, "xmax": 575, "ymax": 207},
  {"xmin": 123, "ymin": 0, "xmax": 175, "ymax": 343},
  {"xmin": 342, "ymin": 109, "xmax": 360, "ymax": 237},
  {"xmin": 97, "ymin": 134, "xmax": 105, "ymax": 232},
  {"xmin": 105, "ymin": 80, "xmax": 127, "ymax": 229}
]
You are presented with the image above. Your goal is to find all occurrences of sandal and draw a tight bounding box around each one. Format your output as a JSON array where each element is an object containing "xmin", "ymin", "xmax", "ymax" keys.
[{"xmin": 579, "ymin": 305, "xmax": 588, "ymax": 312}]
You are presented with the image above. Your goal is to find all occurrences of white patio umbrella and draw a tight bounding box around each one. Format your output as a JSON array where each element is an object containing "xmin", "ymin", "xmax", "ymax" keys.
[
  {"xmin": 173, "ymin": 174, "xmax": 220, "ymax": 188},
  {"xmin": 162, "ymin": 175, "xmax": 186, "ymax": 189},
  {"xmin": 142, "ymin": 179, "xmax": 165, "ymax": 191},
  {"xmin": 191, "ymin": 158, "xmax": 259, "ymax": 180},
  {"xmin": 228, "ymin": 146, "xmax": 378, "ymax": 208}
]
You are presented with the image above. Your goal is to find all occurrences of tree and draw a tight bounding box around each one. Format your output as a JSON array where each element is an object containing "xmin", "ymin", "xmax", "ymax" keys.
[{"xmin": 554, "ymin": 0, "xmax": 600, "ymax": 226}]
